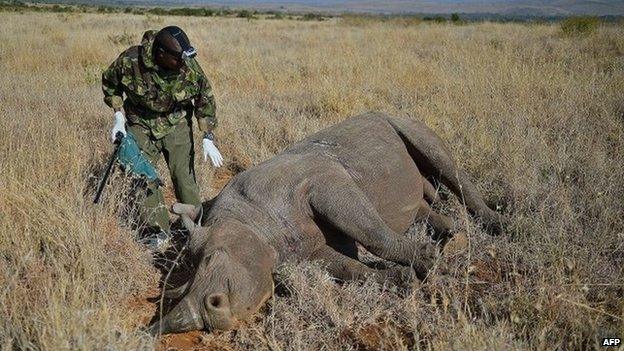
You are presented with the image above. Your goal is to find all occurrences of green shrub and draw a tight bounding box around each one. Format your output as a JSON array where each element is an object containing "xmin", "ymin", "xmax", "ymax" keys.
[
  {"xmin": 560, "ymin": 16, "xmax": 600, "ymax": 36},
  {"xmin": 268, "ymin": 12, "xmax": 285, "ymax": 20},
  {"xmin": 340, "ymin": 14, "xmax": 376, "ymax": 26},
  {"xmin": 217, "ymin": 9, "xmax": 233, "ymax": 16},
  {"xmin": 49, "ymin": 4, "xmax": 73, "ymax": 13},
  {"xmin": 96, "ymin": 6, "xmax": 114, "ymax": 14},
  {"xmin": 300, "ymin": 13, "xmax": 325, "ymax": 21},
  {"xmin": 237, "ymin": 9, "xmax": 257, "ymax": 20},
  {"xmin": 166, "ymin": 7, "xmax": 214, "ymax": 17},
  {"xmin": 424, "ymin": 16, "xmax": 447, "ymax": 23},
  {"xmin": 201, "ymin": 8, "xmax": 215, "ymax": 17},
  {"xmin": 147, "ymin": 7, "xmax": 166, "ymax": 16}
]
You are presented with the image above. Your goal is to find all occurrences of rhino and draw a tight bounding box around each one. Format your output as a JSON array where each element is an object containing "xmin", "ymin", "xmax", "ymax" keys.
[{"xmin": 147, "ymin": 112, "xmax": 505, "ymax": 335}]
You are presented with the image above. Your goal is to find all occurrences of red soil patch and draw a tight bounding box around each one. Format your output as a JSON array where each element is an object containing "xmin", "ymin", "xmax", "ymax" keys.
[
  {"xmin": 123, "ymin": 285, "xmax": 237, "ymax": 351},
  {"xmin": 157, "ymin": 331, "xmax": 238, "ymax": 351},
  {"xmin": 157, "ymin": 331, "xmax": 204, "ymax": 351},
  {"xmin": 123, "ymin": 286, "xmax": 160, "ymax": 330},
  {"xmin": 341, "ymin": 320, "xmax": 414, "ymax": 350}
]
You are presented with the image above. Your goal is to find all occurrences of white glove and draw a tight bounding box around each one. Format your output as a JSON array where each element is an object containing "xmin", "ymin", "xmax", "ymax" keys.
[
  {"xmin": 111, "ymin": 111, "xmax": 127, "ymax": 143},
  {"xmin": 202, "ymin": 137, "xmax": 224, "ymax": 167}
]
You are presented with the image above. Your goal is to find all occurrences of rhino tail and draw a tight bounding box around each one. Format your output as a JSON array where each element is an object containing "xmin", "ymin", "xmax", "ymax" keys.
[{"xmin": 385, "ymin": 116, "xmax": 506, "ymax": 234}]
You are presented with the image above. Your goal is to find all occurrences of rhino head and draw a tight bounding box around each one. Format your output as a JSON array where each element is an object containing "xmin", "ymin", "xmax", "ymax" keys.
[{"xmin": 148, "ymin": 203, "xmax": 278, "ymax": 335}]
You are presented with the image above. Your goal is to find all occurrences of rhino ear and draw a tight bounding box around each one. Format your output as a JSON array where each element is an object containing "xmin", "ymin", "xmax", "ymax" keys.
[
  {"xmin": 172, "ymin": 203, "xmax": 200, "ymax": 217},
  {"xmin": 171, "ymin": 203, "xmax": 203, "ymax": 232},
  {"xmin": 163, "ymin": 280, "xmax": 190, "ymax": 299}
]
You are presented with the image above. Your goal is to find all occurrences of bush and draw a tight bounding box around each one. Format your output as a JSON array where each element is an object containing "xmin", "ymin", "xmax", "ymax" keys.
[
  {"xmin": 96, "ymin": 6, "xmax": 114, "ymax": 14},
  {"xmin": 217, "ymin": 9, "xmax": 233, "ymax": 16},
  {"xmin": 267, "ymin": 12, "xmax": 285, "ymax": 20},
  {"xmin": 146, "ymin": 7, "xmax": 166, "ymax": 16},
  {"xmin": 300, "ymin": 13, "xmax": 325, "ymax": 21},
  {"xmin": 340, "ymin": 14, "xmax": 377, "ymax": 26},
  {"xmin": 166, "ymin": 7, "xmax": 215, "ymax": 17},
  {"xmin": 424, "ymin": 16, "xmax": 447, "ymax": 23},
  {"xmin": 237, "ymin": 9, "xmax": 257, "ymax": 20},
  {"xmin": 560, "ymin": 16, "xmax": 600, "ymax": 36},
  {"xmin": 50, "ymin": 5, "xmax": 70, "ymax": 13}
]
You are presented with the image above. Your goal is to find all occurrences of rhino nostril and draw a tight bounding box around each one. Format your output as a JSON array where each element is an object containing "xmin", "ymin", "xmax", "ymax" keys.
[
  {"xmin": 209, "ymin": 296, "xmax": 221, "ymax": 308},
  {"xmin": 207, "ymin": 294, "xmax": 227, "ymax": 309}
]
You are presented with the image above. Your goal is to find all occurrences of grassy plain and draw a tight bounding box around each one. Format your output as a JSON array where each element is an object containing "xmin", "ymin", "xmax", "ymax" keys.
[{"xmin": 0, "ymin": 11, "xmax": 623, "ymax": 350}]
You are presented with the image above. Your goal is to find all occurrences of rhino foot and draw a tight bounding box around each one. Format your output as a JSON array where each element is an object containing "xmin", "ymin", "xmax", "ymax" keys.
[
  {"xmin": 383, "ymin": 266, "xmax": 421, "ymax": 292},
  {"xmin": 409, "ymin": 242, "xmax": 437, "ymax": 281}
]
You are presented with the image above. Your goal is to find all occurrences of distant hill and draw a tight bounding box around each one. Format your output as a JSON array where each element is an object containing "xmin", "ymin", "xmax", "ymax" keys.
[
  {"xmin": 204, "ymin": 1, "xmax": 624, "ymax": 15},
  {"xmin": 29, "ymin": 0, "xmax": 624, "ymax": 16}
]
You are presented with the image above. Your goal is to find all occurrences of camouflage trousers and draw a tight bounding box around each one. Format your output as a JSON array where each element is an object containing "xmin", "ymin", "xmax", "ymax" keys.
[{"xmin": 128, "ymin": 118, "xmax": 201, "ymax": 232}]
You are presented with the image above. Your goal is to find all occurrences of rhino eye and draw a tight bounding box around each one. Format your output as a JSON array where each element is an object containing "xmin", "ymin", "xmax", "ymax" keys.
[
  {"xmin": 203, "ymin": 252, "xmax": 218, "ymax": 267},
  {"xmin": 203, "ymin": 249, "xmax": 227, "ymax": 268}
]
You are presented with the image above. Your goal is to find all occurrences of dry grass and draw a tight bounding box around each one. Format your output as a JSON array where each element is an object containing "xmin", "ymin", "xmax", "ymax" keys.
[{"xmin": 0, "ymin": 11, "xmax": 623, "ymax": 350}]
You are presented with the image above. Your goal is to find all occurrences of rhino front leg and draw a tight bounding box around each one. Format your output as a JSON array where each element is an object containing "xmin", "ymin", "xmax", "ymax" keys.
[
  {"xmin": 309, "ymin": 170, "xmax": 436, "ymax": 279},
  {"xmin": 311, "ymin": 245, "xmax": 418, "ymax": 290}
]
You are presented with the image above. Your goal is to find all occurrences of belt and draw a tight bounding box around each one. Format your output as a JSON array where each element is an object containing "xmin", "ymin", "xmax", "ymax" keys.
[{"xmin": 124, "ymin": 100, "xmax": 191, "ymax": 121}]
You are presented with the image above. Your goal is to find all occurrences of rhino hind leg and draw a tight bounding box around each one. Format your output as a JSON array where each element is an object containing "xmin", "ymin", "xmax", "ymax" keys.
[
  {"xmin": 312, "ymin": 245, "xmax": 419, "ymax": 290},
  {"xmin": 385, "ymin": 116, "xmax": 506, "ymax": 234},
  {"xmin": 422, "ymin": 178, "xmax": 441, "ymax": 205},
  {"xmin": 415, "ymin": 199, "xmax": 455, "ymax": 242},
  {"xmin": 309, "ymin": 168, "xmax": 435, "ymax": 279}
]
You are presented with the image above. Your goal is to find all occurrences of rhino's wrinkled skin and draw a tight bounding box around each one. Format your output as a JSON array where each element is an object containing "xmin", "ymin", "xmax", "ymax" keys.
[{"xmin": 148, "ymin": 112, "xmax": 505, "ymax": 335}]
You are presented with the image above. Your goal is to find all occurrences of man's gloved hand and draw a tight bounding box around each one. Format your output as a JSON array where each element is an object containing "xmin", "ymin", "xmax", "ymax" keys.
[
  {"xmin": 111, "ymin": 111, "xmax": 127, "ymax": 143},
  {"xmin": 202, "ymin": 132, "xmax": 223, "ymax": 167}
]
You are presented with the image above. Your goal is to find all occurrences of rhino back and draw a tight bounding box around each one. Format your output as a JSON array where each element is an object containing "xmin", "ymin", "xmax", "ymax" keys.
[{"xmin": 284, "ymin": 112, "xmax": 424, "ymax": 233}]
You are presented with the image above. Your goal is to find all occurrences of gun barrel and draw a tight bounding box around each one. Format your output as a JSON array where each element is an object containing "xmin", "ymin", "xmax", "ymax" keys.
[{"xmin": 93, "ymin": 133, "xmax": 124, "ymax": 204}]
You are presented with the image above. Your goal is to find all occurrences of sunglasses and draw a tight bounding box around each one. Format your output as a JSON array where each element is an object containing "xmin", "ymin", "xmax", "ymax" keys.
[{"xmin": 156, "ymin": 45, "xmax": 197, "ymax": 62}]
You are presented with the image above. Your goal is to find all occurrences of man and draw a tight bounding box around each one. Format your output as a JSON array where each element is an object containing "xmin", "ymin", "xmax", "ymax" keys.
[{"xmin": 102, "ymin": 26, "xmax": 223, "ymax": 250}]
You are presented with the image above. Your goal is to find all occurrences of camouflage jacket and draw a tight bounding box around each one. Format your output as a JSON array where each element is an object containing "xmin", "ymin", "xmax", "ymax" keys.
[{"xmin": 102, "ymin": 30, "xmax": 216, "ymax": 139}]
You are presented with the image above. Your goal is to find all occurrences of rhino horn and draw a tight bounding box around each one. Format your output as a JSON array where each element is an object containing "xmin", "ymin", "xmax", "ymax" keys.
[{"xmin": 147, "ymin": 297, "xmax": 204, "ymax": 335}]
